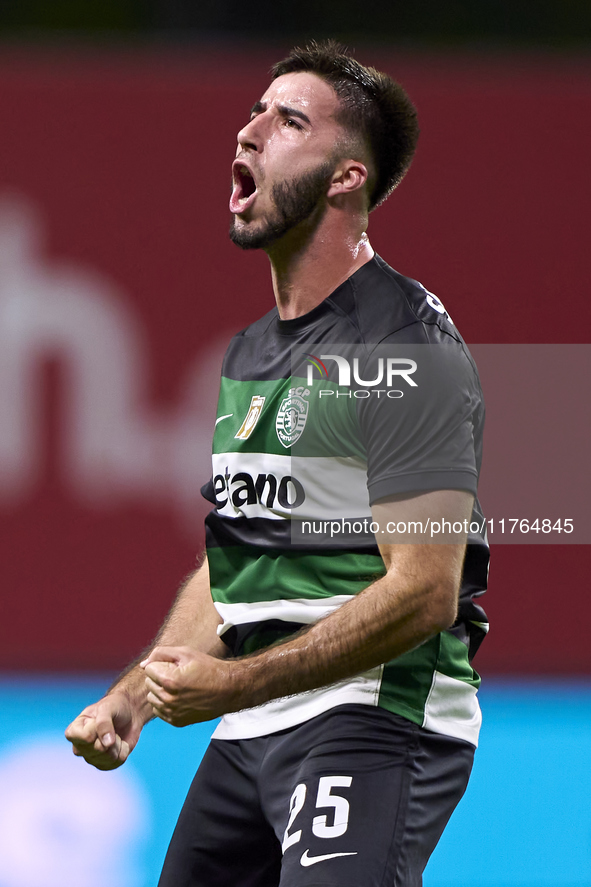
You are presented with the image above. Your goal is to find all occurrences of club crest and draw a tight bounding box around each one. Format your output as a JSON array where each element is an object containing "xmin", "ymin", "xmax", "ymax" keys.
[{"xmin": 276, "ymin": 391, "xmax": 309, "ymax": 448}]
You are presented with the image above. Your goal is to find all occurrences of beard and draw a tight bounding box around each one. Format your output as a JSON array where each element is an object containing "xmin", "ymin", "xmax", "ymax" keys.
[{"xmin": 229, "ymin": 160, "xmax": 334, "ymax": 251}]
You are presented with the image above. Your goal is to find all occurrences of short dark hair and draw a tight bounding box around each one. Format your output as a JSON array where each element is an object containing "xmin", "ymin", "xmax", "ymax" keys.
[{"xmin": 271, "ymin": 40, "xmax": 419, "ymax": 211}]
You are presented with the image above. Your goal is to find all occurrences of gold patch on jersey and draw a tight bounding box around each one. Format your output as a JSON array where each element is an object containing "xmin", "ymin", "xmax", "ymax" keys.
[{"xmin": 235, "ymin": 395, "xmax": 266, "ymax": 440}]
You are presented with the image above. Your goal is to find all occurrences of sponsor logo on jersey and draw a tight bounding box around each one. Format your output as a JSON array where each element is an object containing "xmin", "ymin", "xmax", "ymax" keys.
[
  {"xmin": 235, "ymin": 395, "xmax": 265, "ymax": 440},
  {"xmin": 213, "ymin": 468, "xmax": 305, "ymax": 510},
  {"xmin": 215, "ymin": 413, "xmax": 233, "ymax": 426},
  {"xmin": 424, "ymin": 288, "xmax": 454, "ymax": 324},
  {"xmin": 276, "ymin": 387, "xmax": 309, "ymax": 448}
]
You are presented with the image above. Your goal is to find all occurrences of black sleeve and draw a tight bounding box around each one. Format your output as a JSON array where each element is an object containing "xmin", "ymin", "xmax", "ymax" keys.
[{"xmin": 355, "ymin": 339, "xmax": 482, "ymax": 504}]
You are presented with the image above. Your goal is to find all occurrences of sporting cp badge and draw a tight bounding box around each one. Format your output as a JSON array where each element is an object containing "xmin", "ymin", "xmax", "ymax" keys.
[{"xmin": 276, "ymin": 390, "xmax": 309, "ymax": 448}]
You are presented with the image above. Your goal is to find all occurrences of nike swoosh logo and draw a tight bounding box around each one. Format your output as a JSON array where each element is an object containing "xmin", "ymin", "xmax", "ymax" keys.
[
  {"xmin": 300, "ymin": 849, "xmax": 358, "ymax": 867},
  {"xmin": 215, "ymin": 413, "xmax": 233, "ymax": 426}
]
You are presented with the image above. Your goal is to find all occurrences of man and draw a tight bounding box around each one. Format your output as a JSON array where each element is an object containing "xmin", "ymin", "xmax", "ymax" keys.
[{"xmin": 66, "ymin": 40, "xmax": 489, "ymax": 886}]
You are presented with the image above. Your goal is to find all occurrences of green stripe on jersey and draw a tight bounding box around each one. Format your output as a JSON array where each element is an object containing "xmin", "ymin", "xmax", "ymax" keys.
[
  {"xmin": 208, "ymin": 546, "xmax": 386, "ymax": 605},
  {"xmin": 378, "ymin": 632, "xmax": 480, "ymax": 726},
  {"xmin": 437, "ymin": 630, "xmax": 481, "ymax": 687},
  {"xmin": 378, "ymin": 638, "xmax": 440, "ymax": 725}
]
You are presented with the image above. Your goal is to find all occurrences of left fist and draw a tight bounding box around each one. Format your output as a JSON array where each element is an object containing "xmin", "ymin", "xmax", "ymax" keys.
[{"xmin": 142, "ymin": 646, "xmax": 240, "ymax": 726}]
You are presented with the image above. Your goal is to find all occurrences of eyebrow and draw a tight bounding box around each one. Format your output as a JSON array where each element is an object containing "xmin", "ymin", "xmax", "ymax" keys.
[{"xmin": 250, "ymin": 100, "xmax": 311, "ymax": 126}]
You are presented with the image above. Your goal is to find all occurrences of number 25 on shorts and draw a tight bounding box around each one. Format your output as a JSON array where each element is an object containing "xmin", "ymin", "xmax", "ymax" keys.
[{"xmin": 282, "ymin": 776, "xmax": 353, "ymax": 852}]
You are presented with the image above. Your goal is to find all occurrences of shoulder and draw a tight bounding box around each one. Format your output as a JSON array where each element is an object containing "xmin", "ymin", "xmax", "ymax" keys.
[
  {"xmin": 332, "ymin": 254, "xmax": 463, "ymax": 347},
  {"xmin": 232, "ymin": 307, "xmax": 278, "ymax": 340},
  {"xmin": 220, "ymin": 307, "xmax": 279, "ymax": 380}
]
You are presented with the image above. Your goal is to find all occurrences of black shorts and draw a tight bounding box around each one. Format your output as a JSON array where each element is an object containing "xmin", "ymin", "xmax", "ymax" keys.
[{"xmin": 158, "ymin": 704, "xmax": 474, "ymax": 887}]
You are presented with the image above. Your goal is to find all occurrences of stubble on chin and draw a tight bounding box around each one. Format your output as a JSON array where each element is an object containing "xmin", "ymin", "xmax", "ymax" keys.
[
  {"xmin": 229, "ymin": 160, "xmax": 334, "ymax": 251},
  {"xmin": 228, "ymin": 215, "xmax": 280, "ymax": 251}
]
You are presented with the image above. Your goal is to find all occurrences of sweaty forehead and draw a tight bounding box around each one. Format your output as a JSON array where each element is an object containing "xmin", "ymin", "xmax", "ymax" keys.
[{"xmin": 260, "ymin": 72, "xmax": 340, "ymax": 122}]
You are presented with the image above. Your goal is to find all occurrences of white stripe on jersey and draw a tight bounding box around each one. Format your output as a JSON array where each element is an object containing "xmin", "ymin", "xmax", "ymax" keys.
[
  {"xmin": 211, "ymin": 452, "xmax": 371, "ymax": 520},
  {"xmin": 214, "ymin": 594, "xmax": 355, "ymax": 636}
]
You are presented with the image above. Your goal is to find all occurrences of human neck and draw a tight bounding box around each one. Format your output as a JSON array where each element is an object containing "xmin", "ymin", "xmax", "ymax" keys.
[{"xmin": 266, "ymin": 216, "xmax": 374, "ymax": 320}]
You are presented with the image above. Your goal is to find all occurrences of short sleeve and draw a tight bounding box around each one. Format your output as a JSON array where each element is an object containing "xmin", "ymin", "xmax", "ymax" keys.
[{"xmin": 355, "ymin": 339, "xmax": 483, "ymax": 504}]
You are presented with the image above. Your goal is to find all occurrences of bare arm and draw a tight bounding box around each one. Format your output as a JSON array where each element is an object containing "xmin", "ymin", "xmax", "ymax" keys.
[
  {"xmin": 65, "ymin": 556, "xmax": 224, "ymax": 769},
  {"xmin": 143, "ymin": 490, "xmax": 472, "ymax": 725}
]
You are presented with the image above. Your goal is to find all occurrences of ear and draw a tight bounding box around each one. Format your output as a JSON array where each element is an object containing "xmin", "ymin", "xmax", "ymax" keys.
[{"xmin": 327, "ymin": 160, "xmax": 369, "ymax": 200}]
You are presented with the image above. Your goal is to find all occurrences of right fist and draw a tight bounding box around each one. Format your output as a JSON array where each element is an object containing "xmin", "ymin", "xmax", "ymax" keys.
[{"xmin": 65, "ymin": 692, "xmax": 139, "ymax": 771}]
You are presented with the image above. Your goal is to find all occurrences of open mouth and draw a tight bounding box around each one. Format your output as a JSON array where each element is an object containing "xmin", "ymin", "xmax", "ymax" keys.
[{"xmin": 230, "ymin": 162, "xmax": 258, "ymax": 214}]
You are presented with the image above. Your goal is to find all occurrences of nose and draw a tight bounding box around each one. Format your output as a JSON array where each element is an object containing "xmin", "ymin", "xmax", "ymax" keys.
[{"xmin": 237, "ymin": 114, "xmax": 265, "ymax": 153}]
